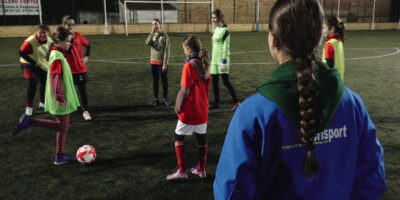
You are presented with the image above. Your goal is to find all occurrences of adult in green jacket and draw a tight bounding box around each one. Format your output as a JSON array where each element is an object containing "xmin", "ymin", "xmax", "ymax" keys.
[{"xmin": 210, "ymin": 9, "xmax": 240, "ymax": 112}]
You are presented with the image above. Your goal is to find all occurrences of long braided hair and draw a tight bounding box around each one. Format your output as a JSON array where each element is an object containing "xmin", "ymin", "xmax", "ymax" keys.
[{"xmin": 269, "ymin": 0, "xmax": 324, "ymax": 178}]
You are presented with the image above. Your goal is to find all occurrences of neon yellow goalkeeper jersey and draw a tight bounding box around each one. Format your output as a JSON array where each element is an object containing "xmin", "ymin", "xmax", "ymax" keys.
[{"xmin": 211, "ymin": 26, "xmax": 230, "ymax": 74}]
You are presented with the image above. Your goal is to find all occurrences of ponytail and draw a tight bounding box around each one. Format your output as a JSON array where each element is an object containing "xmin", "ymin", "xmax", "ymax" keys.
[
  {"xmin": 269, "ymin": 0, "xmax": 323, "ymax": 179},
  {"xmin": 337, "ymin": 21, "xmax": 345, "ymax": 42},
  {"xmin": 295, "ymin": 53, "xmax": 319, "ymax": 178},
  {"xmin": 199, "ymin": 48, "xmax": 210, "ymax": 72},
  {"xmin": 326, "ymin": 16, "xmax": 345, "ymax": 42}
]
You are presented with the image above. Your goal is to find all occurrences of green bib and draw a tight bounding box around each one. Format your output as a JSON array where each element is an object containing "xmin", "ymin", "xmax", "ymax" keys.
[
  {"xmin": 20, "ymin": 35, "xmax": 52, "ymax": 71},
  {"xmin": 322, "ymin": 38, "xmax": 345, "ymax": 81},
  {"xmin": 45, "ymin": 50, "xmax": 80, "ymax": 115},
  {"xmin": 256, "ymin": 60, "xmax": 344, "ymax": 132}
]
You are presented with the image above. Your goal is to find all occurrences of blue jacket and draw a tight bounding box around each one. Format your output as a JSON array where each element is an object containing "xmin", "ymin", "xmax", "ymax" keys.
[{"xmin": 213, "ymin": 89, "xmax": 386, "ymax": 199}]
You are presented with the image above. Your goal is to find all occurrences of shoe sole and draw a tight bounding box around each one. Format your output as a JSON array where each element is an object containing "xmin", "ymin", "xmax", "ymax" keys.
[
  {"xmin": 166, "ymin": 176, "xmax": 188, "ymax": 181},
  {"xmin": 54, "ymin": 161, "xmax": 77, "ymax": 165}
]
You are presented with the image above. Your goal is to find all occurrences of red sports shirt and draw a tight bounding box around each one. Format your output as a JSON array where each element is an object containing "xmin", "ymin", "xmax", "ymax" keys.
[
  {"xmin": 178, "ymin": 61, "xmax": 211, "ymax": 125},
  {"xmin": 67, "ymin": 32, "xmax": 90, "ymax": 74},
  {"xmin": 324, "ymin": 34, "xmax": 340, "ymax": 60}
]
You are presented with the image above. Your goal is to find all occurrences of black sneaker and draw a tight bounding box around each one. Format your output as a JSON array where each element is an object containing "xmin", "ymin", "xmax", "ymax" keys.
[
  {"xmin": 210, "ymin": 102, "xmax": 220, "ymax": 110},
  {"xmin": 162, "ymin": 98, "xmax": 171, "ymax": 106},
  {"xmin": 152, "ymin": 99, "xmax": 160, "ymax": 106}
]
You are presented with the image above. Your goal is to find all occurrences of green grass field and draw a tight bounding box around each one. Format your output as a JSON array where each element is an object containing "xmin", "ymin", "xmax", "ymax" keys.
[{"xmin": 0, "ymin": 30, "xmax": 399, "ymax": 199}]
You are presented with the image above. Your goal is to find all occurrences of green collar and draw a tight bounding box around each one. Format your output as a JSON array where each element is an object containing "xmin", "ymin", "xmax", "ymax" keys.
[{"xmin": 256, "ymin": 60, "xmax": 344, "ymax": 132}]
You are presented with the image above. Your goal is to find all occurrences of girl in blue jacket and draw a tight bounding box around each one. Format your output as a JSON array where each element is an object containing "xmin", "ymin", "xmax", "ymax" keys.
[{"xmin": 213, "ymin": 0, "xmax": 386, "ymax": 199}]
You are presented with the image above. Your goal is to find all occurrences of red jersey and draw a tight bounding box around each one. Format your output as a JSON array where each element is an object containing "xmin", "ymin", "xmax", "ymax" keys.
[
  {"xmin": 324, "ymin": 34, "xmax": 340, "ymax": 60},
  {"xmin": 67, "ymin": 32, "xmax": 90, "ymax": 74},
  {"xmin": 178, "ymin": 61, "xmax": 211, "ymax": 125}
]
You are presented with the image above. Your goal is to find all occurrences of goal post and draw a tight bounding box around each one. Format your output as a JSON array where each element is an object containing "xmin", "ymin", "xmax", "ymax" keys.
[{"xmin": 123, "ymin": 0, "xmax": 214, "ymax": 36}]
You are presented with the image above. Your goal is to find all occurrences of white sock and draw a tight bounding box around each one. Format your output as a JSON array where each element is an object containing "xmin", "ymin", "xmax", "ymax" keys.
[{"xmin": 26, "ymin": 107, "xmax": 33, "ymax": 115}]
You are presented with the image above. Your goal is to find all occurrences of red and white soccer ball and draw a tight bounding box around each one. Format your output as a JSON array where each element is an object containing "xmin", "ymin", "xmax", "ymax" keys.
[{"xmin": 76, "ymin": 145, "xmax": 96, "ymax": 164}]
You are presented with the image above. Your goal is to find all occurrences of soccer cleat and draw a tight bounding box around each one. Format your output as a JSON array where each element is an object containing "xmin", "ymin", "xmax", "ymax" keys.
[
  {"xmin": 152, "ymin": 99, "xmax": 160, "ymax": 106},
  {"xmin": 25, "ymin": 107, "xmax": 33, "ymax": 116},
  {"xmin": 191, "ymin": 167, "xmax": 206, "ymax": 178},
  {"xmin": 209, "ymin": 102, "xmax": 220, "ymax": 110},
  {"xmin": 38, "ymin": 102, "xmax": 45, "ymax": 109},
  {"xmin": 82, "ymin": 111, "xmax": 92, "ymax": 120},
  {"xmin": 162, "ymin": 98, "xmax": 171, "ymax": 106},
  {"xmin": 166, "ymin": 169, "xmax": 188, "ymax": 181},
  {"xmin": 231, "ymin": 102, "xmax": 241, "ymax": 112},
  {"xmin": 54, "ymin": 153, "xmax": 77, "ymax": 165},
  {"xmin": 13, "ymin": 114, "xmax": 32, "ymax": 136}
]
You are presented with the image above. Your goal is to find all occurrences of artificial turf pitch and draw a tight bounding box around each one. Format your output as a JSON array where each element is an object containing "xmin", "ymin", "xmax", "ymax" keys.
[{"xmin": 0, "ymin": 30, "xmax": 399, "ymax": 199}]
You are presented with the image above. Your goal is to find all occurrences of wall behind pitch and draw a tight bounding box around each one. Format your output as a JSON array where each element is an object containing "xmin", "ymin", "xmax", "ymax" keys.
[{"xmin": 0, "ymin": 23, "xmax": 398, "ymax": 38}]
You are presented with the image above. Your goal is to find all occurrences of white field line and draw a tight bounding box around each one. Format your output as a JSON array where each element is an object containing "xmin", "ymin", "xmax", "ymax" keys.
[
  {"xmin": 346, "ymin": 48, "xmax": 400, "ymax": 61},
  {"xmin": 1, "ymin": 47, "xmax": 399, "ymax": 67}
]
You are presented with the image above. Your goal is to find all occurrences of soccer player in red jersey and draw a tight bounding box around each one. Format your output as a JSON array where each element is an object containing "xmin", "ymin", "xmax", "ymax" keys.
[
  {"xmin": 166, "ymin": 35, "xmax": 211, "ymax": 180},
  {"xmin": 62, "ymin": 15, "xmax": 92, "ymax": 120}
]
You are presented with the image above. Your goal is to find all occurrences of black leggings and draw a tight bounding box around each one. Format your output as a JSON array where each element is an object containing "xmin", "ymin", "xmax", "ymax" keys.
[
  {"xmin": 212, "ymin": 74, "xmax": 238, "ymax": 103},
  {"xmin": 151, "ymin": 64, "xmax": 168, "ymax": 99},
  {"xmin": 24, "ymin": 64, "xmax": 46, "ymax": 106},
  {"xmin": 175, "ymin": 134, "xmax": 207, "ymax": 146},
  {"xmin": 73, "ymin": 73, "xmax": 89, "ymax": 111}
]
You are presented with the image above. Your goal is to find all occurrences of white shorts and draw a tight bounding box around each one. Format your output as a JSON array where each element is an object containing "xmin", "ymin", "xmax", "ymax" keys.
[{"xmin": 175, "ymin": 120, "xmax": 207, "ymax": 135}]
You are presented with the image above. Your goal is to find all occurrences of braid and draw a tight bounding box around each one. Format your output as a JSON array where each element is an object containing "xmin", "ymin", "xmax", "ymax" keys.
[{"xmin": 295, "ymin": 53, "xmax": 319, "ymax": 178}]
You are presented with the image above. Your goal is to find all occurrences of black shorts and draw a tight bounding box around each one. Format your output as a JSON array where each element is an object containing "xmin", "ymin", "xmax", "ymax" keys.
[{"xmin": 73, "ymin": 73, "xmax": 88, "ymax": 84}]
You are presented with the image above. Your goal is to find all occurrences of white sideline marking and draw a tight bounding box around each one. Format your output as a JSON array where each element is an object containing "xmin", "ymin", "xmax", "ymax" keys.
[
  {"xmin": 346, "ymin": 48, "xmax": 400, "ymax": 61},
  {"xmin": 1, "ymin": 47, "xmax": 399, "ymax": 67}
]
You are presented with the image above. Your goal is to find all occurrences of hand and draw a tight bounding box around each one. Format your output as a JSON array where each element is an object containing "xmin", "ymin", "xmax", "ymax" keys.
[
  {"xmin": 82, "ymin": 56, "xmax": 89, "ymax": 64},
  {"xmin": 220, "ymin": 63, "xmax": 227, "ymax": 71},
  {"xmin": 162, "ymin": 64, "xmax": 167, "ymax": 72},
  {"xmin": 58, "ymin": 101, "xmax": 67, "ymax": 108}
]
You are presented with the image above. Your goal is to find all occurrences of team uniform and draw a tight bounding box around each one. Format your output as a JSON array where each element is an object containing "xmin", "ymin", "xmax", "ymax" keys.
[
  {"xmin": 145, "ymin": 31, "xmax": 170, "ymax": 105},
  {"xmin": 66, "ymin": 32, "xmax": 91, "ymax": 119},
  {"xmin": 176, "ymin": 58, "xmax": 211, "ymax": 134},
  {"xmin": 19, "ymin": 34, "xmax": 52, "ymax": 114},
  {"xmin": 211, "ymin": 26, "xmax": 239, "ymax": 109},
  {"xmin": 211, "ymin": 26, "xmax": 230, "ymax": 74},
  {"xmin": 167, "ymin": 56, "xmax": 210, "ymax": 180},
  {"xmin": 322, "ymin": 34, "xmax": 345, "ymax": 80},
  {"xmin": 214, "ymin": 61, "xmax": 386, "ymax": 199}
]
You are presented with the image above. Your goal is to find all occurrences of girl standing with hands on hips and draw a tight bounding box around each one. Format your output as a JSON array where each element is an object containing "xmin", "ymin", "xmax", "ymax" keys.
[
  {"xmin": 146, "ymin": 18, "xmax": 171, "ymax": 106},
  {"xmin": 166, "ymin": 35, "xmax": 210, "ymax": 181},
  {"xmin": 210, "ymin": 9, "xmax": 240, "ymax": 112},
  {"xmin": 13, "ymin": 27, "xmax": 80, "ymax": 165},
  {"xmin": 62, "ymin": 15, "xmax": 92, "ymax": 120},
  {"xmin": 214, "ymin": 0, "xmax": 385, "ymax": 199}
]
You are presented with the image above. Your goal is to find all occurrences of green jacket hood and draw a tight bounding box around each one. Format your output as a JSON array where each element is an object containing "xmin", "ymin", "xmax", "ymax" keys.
[{"xmin": 256, "ymin": 60, "xmax": 344, "ymax": 132}]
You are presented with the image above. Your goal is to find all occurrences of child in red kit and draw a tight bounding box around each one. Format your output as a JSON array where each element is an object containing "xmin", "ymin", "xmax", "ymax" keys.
[{"xmin": 166, "ymin": 35, "xmax": 211, "ymax": 180}]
